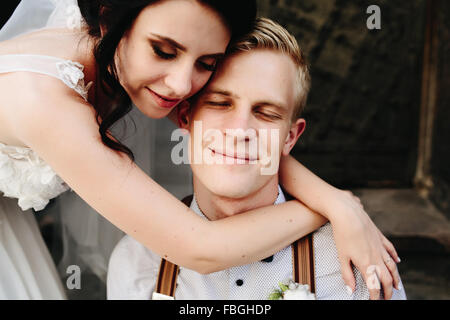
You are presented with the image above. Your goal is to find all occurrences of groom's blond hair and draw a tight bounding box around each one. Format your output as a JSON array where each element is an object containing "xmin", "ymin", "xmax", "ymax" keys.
[{"xmin": 228, "ymin": 17, "xmax": 311, "ymax": 119}]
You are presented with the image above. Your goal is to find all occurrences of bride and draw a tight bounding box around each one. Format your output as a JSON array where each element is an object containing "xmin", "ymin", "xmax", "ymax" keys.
[{"xmin": 0, "ymin": 0, "xmax": 400, "ymax": 299}]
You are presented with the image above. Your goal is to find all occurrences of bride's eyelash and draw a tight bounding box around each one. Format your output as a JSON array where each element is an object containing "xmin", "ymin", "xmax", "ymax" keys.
[
  {"xmin": 198, "ymin": 61, "xmax": 217, "ymax": 72},
  {"xmin": 150, "ymin": 41, "xmax": 218, "ymax": 72},
  {"xmin": 151, "ymin": 44, "xmax": 176, "ymax": 60}
]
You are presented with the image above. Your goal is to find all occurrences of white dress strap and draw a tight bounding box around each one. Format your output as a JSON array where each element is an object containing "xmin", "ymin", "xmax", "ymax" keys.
[{"xmin": 0, "ymin": 54, "xmax": 92, "ymax": 100}]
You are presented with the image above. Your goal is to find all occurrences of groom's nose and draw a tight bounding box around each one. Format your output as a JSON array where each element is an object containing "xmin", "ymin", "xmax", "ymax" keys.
[
  {"xmin": 221, "ymin": 108, "xmax": 259, "ymax": 152},
  {"xmin": 223, "ymin": 105, "xmax": 254, "ymax": 132}
]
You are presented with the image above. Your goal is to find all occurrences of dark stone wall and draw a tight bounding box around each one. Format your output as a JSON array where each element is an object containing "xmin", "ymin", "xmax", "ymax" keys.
[
  {"xmin": 430, "ymin": 0, "xmax": 450, "ymax": 218},
  {"xmin": 257, "ymin": 0, "xmax": 426, "ymax": 188}
]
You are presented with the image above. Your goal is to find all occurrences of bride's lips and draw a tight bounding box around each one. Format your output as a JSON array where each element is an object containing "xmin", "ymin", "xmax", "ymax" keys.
[{"xmin": 147, "ymin": 88, "xmax": 181, "ymax": 109}]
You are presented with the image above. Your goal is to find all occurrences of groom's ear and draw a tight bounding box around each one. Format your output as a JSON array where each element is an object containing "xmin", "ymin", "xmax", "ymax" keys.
[
  {"xmin": 282, "ymin": 118, "xmax": 306, "ymax": 156},
  {"xmin": 177, "ymin": 101, "xmax": 191, "ymax": 130}
]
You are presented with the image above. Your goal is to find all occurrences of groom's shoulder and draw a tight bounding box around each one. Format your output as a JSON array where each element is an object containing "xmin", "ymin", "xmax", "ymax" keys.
[
  {"xmin": 109, "ymin": 234, "xmax": 162, "ymax": 270},
  {"xmin": 107, "ymin": 234, "xmax": 162, "ymax": 299},
  {"xmin": 109, "ymin": 195, "xmax": 192, "ymax": 276}
]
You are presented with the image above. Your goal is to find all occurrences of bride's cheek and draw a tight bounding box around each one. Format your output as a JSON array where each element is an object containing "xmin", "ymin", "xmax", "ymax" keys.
[{"xmin": 193, "ymin": 74, "xmax": 211, "ymax": 96}]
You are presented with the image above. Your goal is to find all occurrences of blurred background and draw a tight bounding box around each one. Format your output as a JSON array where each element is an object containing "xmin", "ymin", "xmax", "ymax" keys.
[{"xmin": 1, "ymin": 0, "xmax": 449, "ymax": 299}]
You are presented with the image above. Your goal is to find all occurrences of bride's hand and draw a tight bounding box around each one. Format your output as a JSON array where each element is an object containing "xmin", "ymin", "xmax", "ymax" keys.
[{"xmin": 328, "ymin": 190, "xmax": 401, "ymax": 300}]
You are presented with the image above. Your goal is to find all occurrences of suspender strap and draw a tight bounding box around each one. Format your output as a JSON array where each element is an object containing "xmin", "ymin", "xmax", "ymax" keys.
[
  {"xmin": 283, "ymin": 188, "xmax": 316, "ymax": 292},
  {"xmin": 153, "ymin": 195, "xmax": 193, "ymax": 299},
  {"xmin": 292, "ymin": 233, "xmax": 316, "ymax": 293},
  {"xmin": 155, "ymin": 259, "xmax": 179, "ymax": 297},
  {"xmin": 154, "ymin": 195, "xmax": 316, "ymax": 298}
]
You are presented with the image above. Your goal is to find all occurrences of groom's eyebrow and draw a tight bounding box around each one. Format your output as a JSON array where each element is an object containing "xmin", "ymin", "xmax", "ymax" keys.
[
  {"xmin": 202, "ymin": 89, "xmax": 288, "ymax": 113},
  {"xmin": 203, "ymin": 89, "xmax": 239, "ymax": 99}
]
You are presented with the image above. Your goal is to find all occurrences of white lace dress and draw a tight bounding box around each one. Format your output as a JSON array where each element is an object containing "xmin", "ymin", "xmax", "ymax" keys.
[
  {"xmin": 0, "ymin": 54, "xmax": 93, "ymax": 298},
  {"xmin": 0, "ymin": 0, "xmax": 98, "ymax": 300},
  {"xmin": 0, "ymin": 147, "xmax": 69, "ymax": 299},
  {"xmin": 0, "ymin": 0, "xmax": 94, "ymax": 300},
  {"xmin": 0, "ymin": 0, "xmax": 158, "ymax": 299}
]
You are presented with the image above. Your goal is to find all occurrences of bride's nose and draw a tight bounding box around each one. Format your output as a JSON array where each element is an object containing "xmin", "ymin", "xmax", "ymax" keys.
[{"xmin": 164, "ymin": 61, "xmax": 194, "ymax": 98}]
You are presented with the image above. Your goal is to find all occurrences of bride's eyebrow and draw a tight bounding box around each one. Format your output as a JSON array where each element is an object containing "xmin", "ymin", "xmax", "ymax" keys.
[
  {"xmin": 150, "ymin": 33, "xmax": 225, "ymax": 59},
  {"xmin": 150, "ymin": 33, "xmax": 186, "ymax": 52}
]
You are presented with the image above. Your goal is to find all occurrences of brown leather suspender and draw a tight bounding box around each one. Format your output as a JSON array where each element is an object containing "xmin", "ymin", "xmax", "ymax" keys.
[
  {"xmin": 153, "ymin": 195, "xmax": 315, "ymax": 298},
  {"xmin": 152, "ymin": 195, "xmax": 192, "ymax": 298},
  {"xmin": 292, "ymin": 234, "xmax": 315, "ymax": 293},
  {"xmin": 155, "ymin": 258, "xmax": 180, "ymax": 297}
]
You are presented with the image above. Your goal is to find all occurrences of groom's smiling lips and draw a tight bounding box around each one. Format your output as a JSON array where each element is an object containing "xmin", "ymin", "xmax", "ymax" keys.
[{"xmin": 208, "ymin": 147, "xmax": 258, "ymax": 162}]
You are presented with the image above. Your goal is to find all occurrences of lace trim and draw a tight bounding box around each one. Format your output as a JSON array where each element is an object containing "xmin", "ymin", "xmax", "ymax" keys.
[
  {"xmin": 0, "ymin": 142, "xmax": 70, "ymax": 211},
  {"xmin": 56, "ymin": 60, "xmax": 93, "ymax": 101}
]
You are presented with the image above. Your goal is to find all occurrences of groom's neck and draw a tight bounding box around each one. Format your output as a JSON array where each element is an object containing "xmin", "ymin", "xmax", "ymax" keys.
[{"xmin": 192, "ymin": 177, "xmax": 279, "ymax": 221}]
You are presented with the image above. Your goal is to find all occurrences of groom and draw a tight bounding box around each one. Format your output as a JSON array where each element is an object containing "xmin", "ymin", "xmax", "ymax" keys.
[{"xmin": 107, "ymin": 18, "xmax": 406, "ymax": 300}]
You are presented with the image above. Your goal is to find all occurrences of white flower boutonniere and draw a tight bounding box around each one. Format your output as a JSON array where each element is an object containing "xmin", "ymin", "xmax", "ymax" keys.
[{"xmin": 269, "ymin": 281, "xmax": 316, "ymax": 300}]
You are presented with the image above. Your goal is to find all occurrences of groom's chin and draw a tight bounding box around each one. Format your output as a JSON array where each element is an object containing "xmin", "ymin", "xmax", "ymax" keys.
[
  {"xmin": 192, "ymin": 164, "xmax": 270, "ymax": 198},
  {"xmin": 211, "ymin": 187, "xmax": 253, "ymax": 200},
  {"xmin": 205, "ymin": 177, "xmax": 266, "ymax": 200}
]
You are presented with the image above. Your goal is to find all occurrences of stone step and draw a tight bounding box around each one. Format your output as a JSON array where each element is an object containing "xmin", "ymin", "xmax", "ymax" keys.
[{"xmin": 353, "ymin": 188, "xmax": 450, "ymax": 253}]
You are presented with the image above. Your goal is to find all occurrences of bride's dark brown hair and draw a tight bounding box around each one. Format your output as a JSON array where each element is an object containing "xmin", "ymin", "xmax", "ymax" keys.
[{"xmin": 77, "ymin": 0, "xmax": 257, "ymax": 161}]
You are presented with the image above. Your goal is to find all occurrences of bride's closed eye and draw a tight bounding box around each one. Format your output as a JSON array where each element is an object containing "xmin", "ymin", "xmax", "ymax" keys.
[
  {"xmin": 151, "ymin": 43, "xmax": 176, "ymax": 60},
  {"xmin": 198, "ymin": 54, "xmax": 225, "ymax": 72},
  {"xmin": 151, "ymin": 43, "xmax": 217, "ymax": 72},
  {"xmin": 197, "ymin": 59, "xmax": 218, "ymax": 72}
]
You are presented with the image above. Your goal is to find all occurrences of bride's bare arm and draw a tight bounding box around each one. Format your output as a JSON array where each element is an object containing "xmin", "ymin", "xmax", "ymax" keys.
[
  {"xmin": 12, "ymin": 85, "xmax": 326, "ymax": 274},
  {"xmin": 279, "ymin": 155, "xmax": 401, "ymax": 299}
]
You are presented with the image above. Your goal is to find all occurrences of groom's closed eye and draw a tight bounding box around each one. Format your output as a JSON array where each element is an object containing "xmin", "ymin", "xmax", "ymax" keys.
[
  {"xmin": 253, "ymin": 106, "xmax": 283, "ymax": 121},
  {"xmin": 205, "ymin": 100, "xmax": 232, "ymax": 107}
]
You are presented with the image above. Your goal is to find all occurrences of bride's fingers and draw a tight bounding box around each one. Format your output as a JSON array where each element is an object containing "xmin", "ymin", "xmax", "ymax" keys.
[
  {"xmin": 360, "ymin": 261, "xmax": 394, "ymax": 300},
  {"xmin": 339, "ymin": 257, "xmax": 356, "ymax": 296},
  {"xmin": 361, "ymin": 264, "xmax": 381, "ymax": 300},
  {"xmin": 381, "ymin": 235, "xmax": 402, "ymax": 290},
  {"xmin": 377, "ymin": 263, "xmax": 394, "ymax": 300},
  {"xmin": 380, "ymin": 231, "xmax": 401, "ymax": 263},
  {"xmin": 383, "ymin": 253, "xmax": 401, "ymax": 291}
]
